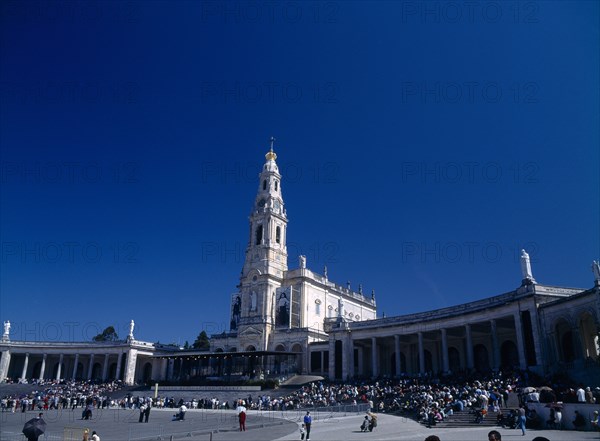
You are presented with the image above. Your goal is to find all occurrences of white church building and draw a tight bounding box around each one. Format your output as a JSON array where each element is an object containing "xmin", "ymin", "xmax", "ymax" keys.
[
  {"xmin": 209, "ymin": 143, "xmax": 377, "ymax": 361},
  {"xmin": 1, "ymin": 143, "xmax": 599, "ymax": 386}
]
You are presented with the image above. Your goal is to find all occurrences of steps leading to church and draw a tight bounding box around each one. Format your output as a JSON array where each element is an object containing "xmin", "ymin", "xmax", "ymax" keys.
[{"xmin": 420, "ymin": 409, "xmax": 516, "ymax": 428}]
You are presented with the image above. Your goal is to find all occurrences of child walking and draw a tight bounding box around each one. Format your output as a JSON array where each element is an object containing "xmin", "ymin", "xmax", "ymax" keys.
[{"xmin": 299, "ymin": 423, "xmax": 306, "ymax": 440}]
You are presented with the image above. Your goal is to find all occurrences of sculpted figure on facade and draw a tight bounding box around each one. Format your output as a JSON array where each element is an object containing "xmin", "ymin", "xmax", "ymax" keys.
[
  {"xmin": 592, "ymin": 260, "xmax": 600, "ymax": 285},
  {"xmin": 299, "ymin": 255, "xmax": 306, "ymax": 269},
  {"xmin": 520, "ymin": 249, "xmax": 535, "ymax": 282},
  {"xmin": 2, "ymin": 321, "xmax": 9, "ymax": 341},
  {"xmin": 231, "ymin": 295, "xmax": 241, "ymax": 330},
  {"xmin": 128, "ymin": 320, "xmax": 135, "ymax": 339},
  {"xmin": 276, "ymin": 289, "xmax": 290, "ymax": 327}
]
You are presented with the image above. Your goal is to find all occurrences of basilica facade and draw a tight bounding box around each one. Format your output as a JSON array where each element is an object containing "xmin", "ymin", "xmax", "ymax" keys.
[
  {"xmin": 0, "ymin": 145, "xmax": 599, "ymax": 386},
  {"xmin": 209, "ymin": 145, "xmax": 377, "ymax": 364}
]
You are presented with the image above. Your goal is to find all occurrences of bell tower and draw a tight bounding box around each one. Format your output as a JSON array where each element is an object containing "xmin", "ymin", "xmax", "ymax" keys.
[
  {"xmin": 232, "ymin": 138, "xmax": 288, "ymax": 350},
  {"xmin": 242, "ymin": 137, "xmax": 288, "ymax": 278}
]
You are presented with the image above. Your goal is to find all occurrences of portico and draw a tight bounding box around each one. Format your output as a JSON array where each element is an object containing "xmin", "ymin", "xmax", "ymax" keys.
[
  {"xmin": 0, "ymin": 339, "xmax": 175, "ymax": 385},
  {"xmin": 321, "ymin": 282, "xmax": 597, "ymax": 381}
]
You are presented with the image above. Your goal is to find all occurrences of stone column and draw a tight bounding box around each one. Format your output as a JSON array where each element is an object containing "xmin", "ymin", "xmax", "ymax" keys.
[
  {"xmin": 490, "ymin": 319, "xmax": 500, "ymax": 370},
  {"xmin": 87, "ymin": 354, "xmax": 95, "ymax": 380},
  {"xmin": 72, "ymin": 354, "xmax": 79, "ymax": 379},
  {"xmin": 465, "ymin": 324, "xmax": 474, "ymax": 370},
  {"xmin": 348, "ymin": 339, "xmax": 355, "ymax": 379},
  {"xmin": 123, "ymin": 349, "xmax": 138, "ymax": 385},
  {"xmin": 341, "ymin": 338, "xmax": 348, "ymax": 380},
  {"xmin": 371, "ymin": 337, "xmax": 378, "ymax": 378},
  {"xmin": 0, "ymin": 350, "xmax": 11, "ymax": 382},
  {"xmin": 21, "ymin": 353, "xmax": 29, "ymax": 380},
  {"xmin": 115, "ymin": 352, "xmax": 123, "ymax": 380},
  {"xmin": 527, "ymin": 309, "xmax": 542, "ymax": 366},
  {"xmin": 56, "ymin": 354, "xmax": 63, "ymax": 380},
  {"xmin": 514, "ymin": 312, "xmax": 527, "ymax": 369},
  {"xmin": 394, "ymin": 335, "xmax": 401, "ymax": 376},
  {"xmin": 418, "ymin": 332, "xmax": 425, "ymax": 374},
  {"xmin": 39, "ymin": 354, "xmax": 47, "ymax": 380},
  {"xmin": 160, "ymin": 358, "xmax": 168, "ymax": 381},
  {"xmin": 328, "ymin": 338, "xmax": 335, "ymax": 378},
  {"xmin": 320, "ymin": 351, "xmax": 325, "ymax": 373},
  {"xmin": 303, "ymin": 341, "xmax": 309, "ymax": 375},
  {"xmin": 102, "ymin": 354, "xmax": 110, "ymax": 381},
  {"xmin": 441, "ymin": 329, "xmax": 449, "ymax": 374}
]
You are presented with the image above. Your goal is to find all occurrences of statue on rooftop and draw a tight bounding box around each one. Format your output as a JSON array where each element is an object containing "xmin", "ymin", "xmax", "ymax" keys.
[
  {"xmin": 520, "ymin": 249, "xmax": 536, "ymax": 283},
  {"xmin": 299, "ymin": 255, "xmax": 306, "ymax": 269},
  {"xmin": 592, "ymin": 260, "xmax": 600, "ymax": 285},
  {"xmin": 2, "ymin": 321, "xmax": 10, "ymax": 341}
]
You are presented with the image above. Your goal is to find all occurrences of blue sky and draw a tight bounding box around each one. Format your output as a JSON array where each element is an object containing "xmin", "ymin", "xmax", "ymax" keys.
[{"xmin": 1, "ymin": 1, "xmax": 598, "ymax": 345}]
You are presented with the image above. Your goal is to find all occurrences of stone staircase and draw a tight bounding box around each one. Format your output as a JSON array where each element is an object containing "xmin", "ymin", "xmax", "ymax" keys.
[{"xmin": 422, "ymin": 409, "xmax": 514, "ymax": 428}]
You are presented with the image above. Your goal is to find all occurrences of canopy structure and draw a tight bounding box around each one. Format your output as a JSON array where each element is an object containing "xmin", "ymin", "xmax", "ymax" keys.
[{"xmin": 155, "ymin": 350, "xmax": 302, "ymax": 382}]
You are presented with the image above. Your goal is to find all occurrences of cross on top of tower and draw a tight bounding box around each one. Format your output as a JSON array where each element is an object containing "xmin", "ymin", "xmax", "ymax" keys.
[{"xmin": 265, "ymin": 136, "xmax": 277, "ymax": 161}]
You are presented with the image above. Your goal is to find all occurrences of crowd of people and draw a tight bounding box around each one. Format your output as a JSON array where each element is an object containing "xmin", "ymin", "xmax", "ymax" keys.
[
  {"xmin": 2, "ymin": 370, "xmax": 598, "ymax": 438},
  {"xmin": 0, "ymin": 380, "xmax": 123, "ymax": 415},
  {"xmin": 267, "ymin": 370, "xmax": 523, "ymax": 422},
  {"xmin": 264, "ymin": 368, "xmax": 600, "ymax": 432}
]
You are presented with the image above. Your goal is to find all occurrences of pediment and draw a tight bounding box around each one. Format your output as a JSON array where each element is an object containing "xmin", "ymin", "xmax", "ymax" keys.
[{"xmin": 238, "ymin": 326, "xmax": 262, "ymax": 336}]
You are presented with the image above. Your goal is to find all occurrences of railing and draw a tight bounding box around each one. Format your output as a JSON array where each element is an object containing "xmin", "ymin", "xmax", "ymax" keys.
[{"xmin": 252, "ymin": 403, "xmax": 370, "ymax": 423}]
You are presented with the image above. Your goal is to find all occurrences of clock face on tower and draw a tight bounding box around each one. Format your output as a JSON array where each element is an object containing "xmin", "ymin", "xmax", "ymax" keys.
[
  {"xmin": 273, "ymin": 200, "xmax": 281, "ymax": 213},
  {"xmin": 258, "ymin": 199, "xmax": 266, "ymax": 208}
]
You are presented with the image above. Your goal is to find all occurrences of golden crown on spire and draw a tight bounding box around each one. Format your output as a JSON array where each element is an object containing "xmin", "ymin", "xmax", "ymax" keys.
[{"xmin": 265, "ymin": 136, "xmax": 277, "ymax": 161}]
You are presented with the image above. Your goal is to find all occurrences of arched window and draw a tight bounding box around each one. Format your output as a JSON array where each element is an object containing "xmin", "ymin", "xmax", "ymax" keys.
[
  {"xmin": 255, "ymin": 225, "xmax": 263, "ymax": 245},
  {"xmin": 276, "ymin": 226, "xmax": 281, "ymax": 243},
  {"xmin": 275, "ymin": 180, "xmax": 278, "ymax": 191},
  {"xmin": 263, "ymin": 180, "xmax": 267, "ymax": 190}
]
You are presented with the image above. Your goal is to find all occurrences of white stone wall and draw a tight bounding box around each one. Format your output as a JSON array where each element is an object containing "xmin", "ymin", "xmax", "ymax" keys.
[
  {"xmin": 300, "ymin": 281, "xmax": 375, "ymax": 326},
  {"xmin": 284, "ymin": 267, "xmax": 377, "ymax": 331}
]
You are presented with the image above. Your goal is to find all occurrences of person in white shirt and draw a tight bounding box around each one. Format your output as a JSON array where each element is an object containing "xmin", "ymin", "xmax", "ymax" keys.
[
  {"xmin": 177, "ymin": 404, "xmax": 187, "ymax": 421},
  {"xmin": 576, "ymin": 386, "xmax": 586, "ymax": 403},
  {"xmin": 236, "ymin": 400, "xmax": 247, "ymax": 431}
]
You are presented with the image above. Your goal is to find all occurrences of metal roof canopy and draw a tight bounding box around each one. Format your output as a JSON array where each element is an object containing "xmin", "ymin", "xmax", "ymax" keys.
[{"xmin": 156, "ymin": 350, "xmax": 301, "ymax": 359}]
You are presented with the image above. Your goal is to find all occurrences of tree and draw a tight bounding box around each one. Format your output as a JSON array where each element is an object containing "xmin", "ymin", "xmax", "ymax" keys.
[
  {"xmin": 192, "ymin": 331, "xmax": 210, "ymax": 349},
  {"xmin": 92, "ymin": 326, "xmax": 119, "ymax": 342},
  {"xmin": 183, "ymin": 341, "xmax": 190, "ymax": 349}
]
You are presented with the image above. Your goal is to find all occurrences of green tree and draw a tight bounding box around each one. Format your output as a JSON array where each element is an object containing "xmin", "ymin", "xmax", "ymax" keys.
[
  {"xmin": 92, "ymin": 326, "xmax": 119, "ymax": 342},
  {"xmin": 183, "ymin": 341, "xmax": 190, "ymax": 349},
  {"xmin": 192, "ymin": 331, "xmax": 210, "ymax": 349}
]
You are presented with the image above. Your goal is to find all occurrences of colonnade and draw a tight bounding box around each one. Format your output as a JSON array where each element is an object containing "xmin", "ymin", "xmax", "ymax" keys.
[
  {"xmin": 314, "ymin": 309, "xmax": 543, "ymax": 380},
  {"xmin": 0, "ymin": 347, "xmax": 168, "ymax": 385}
]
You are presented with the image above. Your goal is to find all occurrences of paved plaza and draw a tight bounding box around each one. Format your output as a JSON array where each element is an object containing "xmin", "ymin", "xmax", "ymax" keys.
[{"xmin": 1, "ymin": 408, "xmax": 599, "ymax": 441}]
